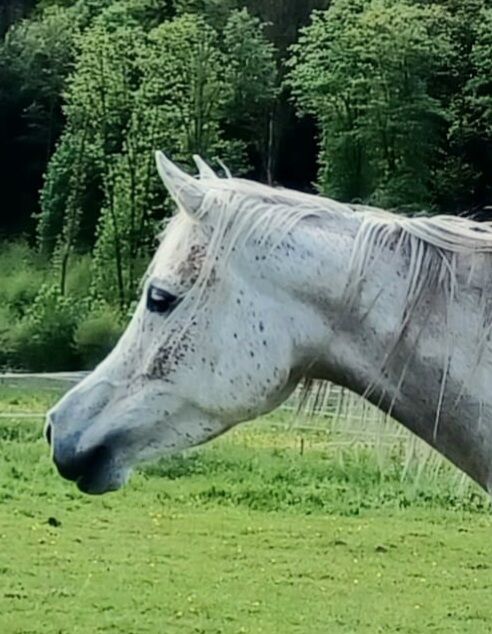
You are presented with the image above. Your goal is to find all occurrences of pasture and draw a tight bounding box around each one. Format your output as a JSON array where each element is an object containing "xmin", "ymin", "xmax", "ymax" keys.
[{"xmin": 0, "ymin": 383, "xmax": 491, "ymax": 634}]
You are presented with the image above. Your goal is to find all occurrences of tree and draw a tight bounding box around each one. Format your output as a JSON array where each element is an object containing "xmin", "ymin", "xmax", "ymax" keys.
[
  {"xmin": 91, "ymin": 13, "xmax": 233, "ymax": 308},
  {"xmin": 94, "ymin": 0, "xmax": 176, "ymax": 32},
  {"xmin": 222, "ymin": 9, "xmax": 278, "ymax": 182},
  {"xmin": 5, "ymin": 7, "xmax": 78, "ymax": 160},
  {"xmin": 287, "ymin": 0, "xmax": 453, "ymax": 209},
  {"xmin": 0, "ymin": 0, "xmax": 36, "ymax": 37},
  {"xmin": 37, "ymin": 23, "xmax": 146, "ymax": 306},
  {"xmin": 440, "ymin": 1, "xmax": 492, "ymax": 211},
  {"xmin": 174, "ymin": 0, "xmax": 239, "ymax": 28},
  {"xmin": 38, "ymin": 9, "xmax": 279, "ymax": 308},
  {"xmin": 0, "ymin": 5, "xmax": 77, "ymax": 234},
  {"xmin": 175, "ymin": 0, "xmax": 331, "ymax": 186}
]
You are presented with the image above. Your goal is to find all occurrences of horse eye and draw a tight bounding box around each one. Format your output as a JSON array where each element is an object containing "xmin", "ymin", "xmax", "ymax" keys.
[{"xmin": 147, "ymin": 285, "xmax": 179, "ymax": 314}]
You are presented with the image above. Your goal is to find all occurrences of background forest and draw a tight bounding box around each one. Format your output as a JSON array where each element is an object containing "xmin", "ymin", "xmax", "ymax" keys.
[{"xmin": 1, "ymin": 0, "xmax": 491, "ymax": 370}]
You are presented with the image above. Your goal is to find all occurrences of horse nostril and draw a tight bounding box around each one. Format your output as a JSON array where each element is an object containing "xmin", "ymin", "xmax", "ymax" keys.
[
  {"xmin": 54, "ymin": 444, "xmax": 112, "ymax": 483},
  {"xmin": 45, "ymin": 422, "xmax": 52, "ymax": 446}
]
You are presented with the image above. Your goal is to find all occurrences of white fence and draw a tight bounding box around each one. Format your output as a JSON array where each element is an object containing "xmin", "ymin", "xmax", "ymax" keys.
[
  {"xmin": 0, "ymin": 371, "xmax": 398, "ymax": 440},
  {"xmin": 0, "ymin": 371, "xmax": 470, "ymax": 486}
]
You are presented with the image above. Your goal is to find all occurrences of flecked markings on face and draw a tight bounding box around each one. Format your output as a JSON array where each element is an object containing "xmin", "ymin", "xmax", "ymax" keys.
[{"xmin": 145, "ymin": 240, "xmax": 211, "ymax": 381}]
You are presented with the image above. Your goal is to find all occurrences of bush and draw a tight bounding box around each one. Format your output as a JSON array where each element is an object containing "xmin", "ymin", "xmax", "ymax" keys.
[
  {"xmin": 64, "ymin": 253, "xmax": 93, "ymax": 299},
  {"xmin": 74, "ymin": 304, "xmax": 125, "ymax": 369},
  {"xmin": 0, "ymin": 305, "xmax": 16, "ymax": 369},
  {"xmin": 0, "ymin": 241, "xmax": 51, "ymax": 318},
  {"xmin": 0, "ymin": 242, "xmax": 125, "ymax": 371},
  {"xmin": 9, "ymin": 284, "xmax": 83, "ymax": 371}
]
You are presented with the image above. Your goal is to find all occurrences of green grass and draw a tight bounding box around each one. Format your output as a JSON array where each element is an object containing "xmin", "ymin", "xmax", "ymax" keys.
[{"xmin": 0, "ymin": 383, "xmax": 491, "ymax": 633}]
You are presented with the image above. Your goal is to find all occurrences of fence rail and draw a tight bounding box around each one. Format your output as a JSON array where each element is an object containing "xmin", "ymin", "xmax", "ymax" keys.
[
  {"xmin": 0, "ymin": 372, "xmax": 89, "ymax": 383},
  {"xmin": 1, "ymin": 372, "xmax": 476, "ymax": 491},
  {"xmin": 0, "ymin": 371, "xmax": 394, "ymax": 436}
]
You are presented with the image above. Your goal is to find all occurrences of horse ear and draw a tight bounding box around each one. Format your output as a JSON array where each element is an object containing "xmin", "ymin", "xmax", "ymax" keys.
[
  {"xmin": 193, "ymin": 155, "xmax": 218, "ymax": 180},
  {"xmin": 155, "ymin": 152, "xmax": 205, "ymax": 218}
]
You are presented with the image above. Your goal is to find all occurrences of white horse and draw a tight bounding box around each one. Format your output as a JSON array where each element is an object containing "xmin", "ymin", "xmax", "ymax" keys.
[{"xmin": 46, "ymin": 153, "xmax": 492, "ymax": 495}]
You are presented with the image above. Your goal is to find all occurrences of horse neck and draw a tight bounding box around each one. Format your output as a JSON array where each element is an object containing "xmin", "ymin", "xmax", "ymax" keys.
[{"xmin": 298, "ymin": 215, "xmax": 492, "ymax": 491}]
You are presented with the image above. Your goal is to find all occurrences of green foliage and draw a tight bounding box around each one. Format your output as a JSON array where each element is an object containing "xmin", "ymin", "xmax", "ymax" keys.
[
  {"xmin": 74, "ymin": 302, "xmax": 125, "ymax": 369},
  {"xmin": 39, "ymin": 8, "xmax": 277, "ymax": 310},
  {"xmin": 224, "ymin": 9, "xmax": 278, "ymax": 117},
  {"xmin": 60, "ymin": 0, "xmax": 115, "ymax": 28},
  {"xmin": 447, "ymin": 5, "xmax": 492, "ymax": 206},
  {"xmin": 0, "ymin": 5, "xmax": 79, "ymax": 234},
  {"xmin": 174, "ymin": 0, "xmax": 239, "ymax": 28},
  {"xmin": 0, "ymin": 242, "xmax": 50, "ymax": 369},
  {"xmin": 90, "ymin": 151, "xmax": 158, "ymax": 307},
  {"xmin": 287, "ymin": 0, "xmax": 453, "ymax": 208},
  {"xmin": 87, "ymin": 13, "xmax": 230, "ymax": 306},
  {"xmin": 0, "ymin": 305, "xmax": 16, "ymax": 368},
  {"xmin": 39, "ymin": 23, "xmax": 149, "ymax": 304},
  {"xmin": 222, "ymin": 9, "xmax": 278, "ymax": 179},
  {"xmin": 142, "ymin": 14, "xmax": 230, "ymax": 158},
  {"xmin": 465, "ymin": 9, "xmax": 492, "ymax": 136},
  {"xmin": 4, "ymin": 5, "xmax": 77, "ymax": 103},
  {"xmin": 0, "ymin": 0, "xmax": 37, "ymax": 36},
  {"xmin": 0, "ymin": 241, "xmax": 112, "ymax": 371},
  {"xmin": 95, "ymin": 0, "xmax": 175, "ymax": 31},
  {"xmin": 8, "ymin": 284, "xmax": 84, "ymax": 371},
  {"xmin": 62, "ymin": 24, "xmax": 144, "ymax": 154},
  {"xmin": 0, "ymin": 242, "xmax": 49, "ymax": 317},
  {"xmin": 3, "ymin": 0, "xmax": 492, "ymax": 370},
  {"xmin": 38, "ymin": 129, "xmax": 101, "ymax": 254},
  {"xmin": 0, "ymin": 242, "xmax": 95, "ymax": 370},
  {"xmin": 63, "ymin": 252, "xmax": 92, "ymax": 297}
]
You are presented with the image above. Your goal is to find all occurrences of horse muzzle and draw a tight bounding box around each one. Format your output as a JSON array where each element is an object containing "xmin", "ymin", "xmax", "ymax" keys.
[{"xmin": 46, "ymin": 415, "xmax": 127, "ymax": 495}]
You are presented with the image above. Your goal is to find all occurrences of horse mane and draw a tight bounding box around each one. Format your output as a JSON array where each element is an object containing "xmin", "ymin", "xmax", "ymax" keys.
[
  {"xmin": 166, "ymin": 174, "xmax": 492, "ymax": 256},
  {"xmin": 155, "ymin": 173, "xmax": 492, "ymax": 441}
]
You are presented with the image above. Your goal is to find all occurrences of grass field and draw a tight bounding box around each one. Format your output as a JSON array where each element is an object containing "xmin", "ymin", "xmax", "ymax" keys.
[{"xmin": 0, "ymin": 382, "xmax": 491, "ymax": 633}]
